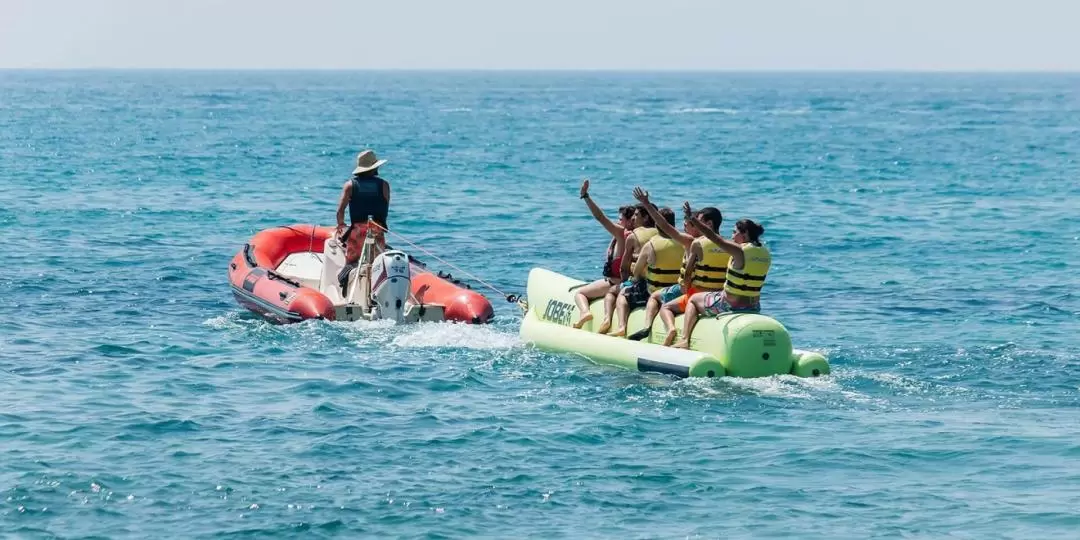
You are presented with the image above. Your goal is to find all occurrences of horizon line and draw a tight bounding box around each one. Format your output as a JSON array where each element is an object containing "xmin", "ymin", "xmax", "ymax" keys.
[{"xmin": 2, "ymin": 67, "xmax": 1080, "ymax": 75}]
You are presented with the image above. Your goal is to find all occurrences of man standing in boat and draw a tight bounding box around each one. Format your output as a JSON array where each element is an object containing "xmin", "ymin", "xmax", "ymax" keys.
[{"xmin": 334, "ymin": 149, "xmax": 391, "ymax": 293}]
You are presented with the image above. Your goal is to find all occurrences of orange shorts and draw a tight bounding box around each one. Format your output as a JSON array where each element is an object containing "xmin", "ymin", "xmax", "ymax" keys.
[{"xmin": 676, "ymin": 287, "xmax": 699, "ymax": 312}]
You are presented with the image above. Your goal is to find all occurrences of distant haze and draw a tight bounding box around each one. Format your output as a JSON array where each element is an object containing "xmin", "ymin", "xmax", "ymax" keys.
[{"xmin": 1, "ymin": 0, "xmax": 1078, "ymax": 70}]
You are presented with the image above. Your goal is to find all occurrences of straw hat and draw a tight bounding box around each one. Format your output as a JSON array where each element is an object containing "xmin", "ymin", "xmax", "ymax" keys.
[{"xmin": 352, "ymin": 149, "xmax": 387, "ymax": 175}]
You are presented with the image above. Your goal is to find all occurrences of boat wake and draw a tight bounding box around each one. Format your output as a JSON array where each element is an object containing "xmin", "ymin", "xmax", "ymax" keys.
[{"xmin": 392, "ymin": 321, "xmax": 523, "ymax": 350}]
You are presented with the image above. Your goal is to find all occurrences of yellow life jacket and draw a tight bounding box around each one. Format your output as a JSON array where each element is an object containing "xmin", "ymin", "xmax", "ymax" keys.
[
  {"xmin": 629, "ymin": 227, "xmax": 658, "ymax": 266},
  {"xmin": 688, "ymin": 237, "xmax": 730, "ymax": 290},
  {"xmin": 645, "ymin": 235, "xmax": 685, "ymax": 292},
  {"xmin": 724, "ymin": 243, "xmax": 771, "ymax": 298},
  {"xmin": 676, "ymin": 241, "xmax": 693, "ymax": 285}
]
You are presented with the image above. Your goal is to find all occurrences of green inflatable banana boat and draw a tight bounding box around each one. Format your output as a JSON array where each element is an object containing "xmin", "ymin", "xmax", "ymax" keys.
[{"xmin": 519, "ymin": 268, "xmax": 830, "ymax": 379}]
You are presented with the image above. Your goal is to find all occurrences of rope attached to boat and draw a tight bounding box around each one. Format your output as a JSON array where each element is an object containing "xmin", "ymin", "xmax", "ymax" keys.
[{"xmin": 369, "ymin": 223, "xmax": 521, "ymax": 304}]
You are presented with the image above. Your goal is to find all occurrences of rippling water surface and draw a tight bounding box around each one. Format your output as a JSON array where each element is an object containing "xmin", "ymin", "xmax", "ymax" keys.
[{"xmin": 1, "ymin": 71, "xmax": 1078, "ymax": 538}]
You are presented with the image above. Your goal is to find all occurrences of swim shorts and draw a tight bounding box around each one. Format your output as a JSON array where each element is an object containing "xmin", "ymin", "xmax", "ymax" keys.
[
  {"xmin": 701, "ymin": 291, "xmax": 760, "ymax": 316},
  {"xmin": 658, "ymin": 284, "xmax": 683, "ymax": 304},
  {"xmin": 673, "ymin": 287, "xmax": 700, "ymax": 312},
  {"xmin": 621, "ymin": 279, "xmax": 650, "ymax": 309}
]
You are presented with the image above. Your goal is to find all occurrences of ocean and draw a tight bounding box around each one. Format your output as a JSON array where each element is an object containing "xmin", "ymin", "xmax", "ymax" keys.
[{"xmin": 1, "ymin": 71, "xmax": 1078, "ymax": 538}]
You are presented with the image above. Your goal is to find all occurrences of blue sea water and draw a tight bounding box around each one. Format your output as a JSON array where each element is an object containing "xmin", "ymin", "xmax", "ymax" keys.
[{"xmin": 1, "ymin": 71, "xmax": 1078, "ymax": 538}]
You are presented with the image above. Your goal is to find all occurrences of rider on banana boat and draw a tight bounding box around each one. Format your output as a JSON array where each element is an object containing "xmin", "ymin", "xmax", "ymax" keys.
[
  {"xmin": 573, "ymin": 179, "xmax": 636, "ymax": 329},
  {"xmin": 583, "ymin": 201, "xmax": 656, "ymax": 334},
  {"xmin": 609, "ymin": 205, "xmax": 683, "ymax": 337},
  {"xmin": 655, "ymin": 205, "xmax": 726, "ymax": 345},
  {"xmin": 625, "ymin": 187, "xmax": 702, "ymax": 342},
  {"xmin": 675, "ymin": 201, "xmax": 770, "ymax": 349}
]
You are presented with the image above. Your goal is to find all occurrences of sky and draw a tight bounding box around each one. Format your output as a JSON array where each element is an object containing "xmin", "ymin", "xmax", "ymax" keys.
[{"xmin": 0, "ymin": 0, "xmax": 1078, "ymax": 70}]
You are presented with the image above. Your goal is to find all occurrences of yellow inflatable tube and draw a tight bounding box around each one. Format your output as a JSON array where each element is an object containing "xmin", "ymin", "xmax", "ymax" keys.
[{"xmin": 519, "ymin": 268, "xmax": 829, "ymax": 378}]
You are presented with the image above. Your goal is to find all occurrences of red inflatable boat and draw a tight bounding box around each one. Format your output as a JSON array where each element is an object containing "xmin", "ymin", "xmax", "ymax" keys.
[{"xmin": 228, "ymin": 224, "xmax": 495, "ymax": 324}]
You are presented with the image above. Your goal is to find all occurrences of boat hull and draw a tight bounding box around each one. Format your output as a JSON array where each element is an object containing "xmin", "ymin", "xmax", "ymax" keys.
[{"xmin": 227, "ymin": 224, "xmax": 495, "ymax": 324}]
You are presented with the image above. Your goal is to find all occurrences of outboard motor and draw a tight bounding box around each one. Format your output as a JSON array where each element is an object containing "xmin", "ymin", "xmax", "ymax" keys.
[{"xmin": 369, "ymin": 250, "xmax": 411, "ymax": 323}]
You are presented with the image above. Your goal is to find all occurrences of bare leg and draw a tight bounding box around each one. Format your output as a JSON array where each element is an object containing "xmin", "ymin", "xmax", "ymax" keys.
[
  {"xmin": 659, "ymin": 299, "xmax": 683, "ymax": 346},
  {"xmin": 674, "ymin": 293, "xmax": 708, "ymax": 349},
  {"xmin": 573, "ymin": 279, "xmax": 611, "ymax": 328},
  {"xmin": 597, "ymin": 288, "xmax": 617, "ymax": 334},
  {"xmin": 642, "ymin": 293, "xmax": 662, "ymax": 330},
  {"xmin": 610, "ymin": 293, "xmax": 629, "ymax": 337},
  {"xmin": 629, "ymin": 291, "xmax": 665, "ymax": 341}
]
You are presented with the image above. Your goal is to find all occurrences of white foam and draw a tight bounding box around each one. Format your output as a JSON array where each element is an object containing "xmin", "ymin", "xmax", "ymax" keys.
[
  {"xmin": 596, "ymin": 106, "xmax": 645, "ymax": 115},
  {"xmin": 203, "ymin": 314, "xmax": 234, "ymax": 329},
  {"xmin": 672, "ymin": 107, "xmax": 738, "ymax": 114},
  {"xmin": 391, "ymin": 322, "xmax": 522, "ymax": 350},
  {"xmin": 765, "ymin": 107, "xmax": 811, "ymax": 115},
  {"xmin": 863, "ymin": 371, "xmax": 933, "ymax": 394},
  {"xmin": 202, "ymin": 311, "xmax": 260, "ymax": 330},
  {"xmin": 334, "ymin": 318, "xmax": 400, "ymax": 348},
  {"xmin": 681, "ymin": 370, "xmax": 884, "ymax": 405},
  {"xmin": 332, "ymin": 319, "xmax": 397, "ymax": 331},
  {"xmin": 722, "ymin": 375, "xmax": 816, "ymax": 399}
]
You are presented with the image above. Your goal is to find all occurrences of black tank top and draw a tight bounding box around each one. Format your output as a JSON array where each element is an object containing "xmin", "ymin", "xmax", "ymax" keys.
[{"xmin": 348, "ymin": 175, "xmax": 389, "ymax": 226}]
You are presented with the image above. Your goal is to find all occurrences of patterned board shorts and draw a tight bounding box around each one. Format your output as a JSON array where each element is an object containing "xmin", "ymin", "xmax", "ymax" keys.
[
  {"xmin": 702, "ymin": 291, "xmax": 761, "ymax": 316},
  {"xmin": 620, "ymin": 279, "xmax": 650, "ymax": 309},
  {"xmin": 657, "ymin": 284, "xmax": 683, "ymax": 304}
]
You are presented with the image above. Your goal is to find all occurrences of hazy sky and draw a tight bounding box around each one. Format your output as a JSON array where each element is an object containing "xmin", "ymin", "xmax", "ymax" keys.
[{"xmin": 1, "ymin": 0, "xmax": 1078, "ymax": 70}]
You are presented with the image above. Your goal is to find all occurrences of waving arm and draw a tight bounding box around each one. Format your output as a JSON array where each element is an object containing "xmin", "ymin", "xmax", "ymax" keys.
[
  {"xmin": 580, "ymin": 179, "xmax": 625, "ymax": 238},
  {"xmin": 684, "ymin": 201, "xmax": 745, "ymax": 270},
  {"xmin": 633, "ymin": 187, "xmax": 694, "ymax": 248},
  {"xmin": 681, "ymin": 242, "xmax": 701, "ymax": 290}
]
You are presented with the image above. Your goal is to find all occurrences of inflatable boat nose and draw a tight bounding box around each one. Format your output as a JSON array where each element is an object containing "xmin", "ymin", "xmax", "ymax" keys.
[
  {"xmin": 444, "ymin": 292, "xmax": 495, "ymax": 324},
  {"xmin": 292, "ymin": 288, "xmax": 336, "ymax": 321}
]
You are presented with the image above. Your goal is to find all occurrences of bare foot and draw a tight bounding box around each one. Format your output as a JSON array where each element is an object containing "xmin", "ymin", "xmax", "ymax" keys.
[
  {"xmin": 672, "ymin": 340, "xmax": 690, "ymax": 349},
  {"xmin": 663, "ymin": 329, "xmax": 679, "ymax": 347},
  {"xmin": 596, "ymin": 319, "xmax": 612, "ymax": 334},
  {"xmin": 609, "ymin": 327, "xmax": 626, "ymax": 337},
  {"xmin": 573, "ymin": 313, "xmax": 594, "ymax": 329}
]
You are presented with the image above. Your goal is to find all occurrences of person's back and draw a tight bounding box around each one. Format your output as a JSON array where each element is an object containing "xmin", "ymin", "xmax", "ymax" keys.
[
  {"xmin": 336, "ymin": 149, "xmax": 392, "ymax": 240},
  {"xmin": 348, "ymin": 173, "xmax": 389, "ymax": 227},
  {"xmin": 724, "ymin": 240, "xmax": 771, "ymax": 307},
  {"xmin": 645, "ymin": 234, "xmax": 684, "ymax": 292},
  {"xmin": 691, "ymin": 237, "xmax": 731, "ymax": 291}
]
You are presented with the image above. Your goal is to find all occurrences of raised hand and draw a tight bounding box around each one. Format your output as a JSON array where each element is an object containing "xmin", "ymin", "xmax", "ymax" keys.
[
  {"xmin": 580, "ymin": 178, "xmax": 590, "ymax": 199},
  {"xmin": 632, "ymin": 186, "xmax": 650, "ymax": 204},
  {"xmin": 682, "ymin": 201, "xmax": 693, "ymax": 218}
]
